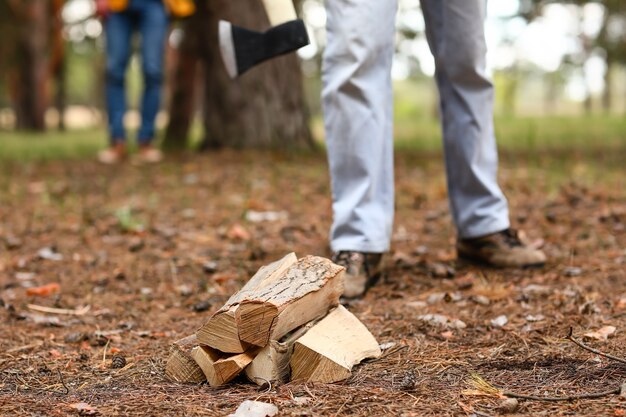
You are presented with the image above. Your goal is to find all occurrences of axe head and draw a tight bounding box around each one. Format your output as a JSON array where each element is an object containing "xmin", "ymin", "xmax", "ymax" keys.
[{"xmin": 219, "ymin": 19, "xmax": 309, "ymax": 79}]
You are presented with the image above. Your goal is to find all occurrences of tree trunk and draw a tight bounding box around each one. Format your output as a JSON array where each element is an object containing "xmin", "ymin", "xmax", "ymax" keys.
[
  {"xmin": 199, "ymin": 0, "xmax": 313, "ymax": 150},
  {"xmin": 163, "ymin": 4, "xmax": 208, "ymax": 151},
  {"xmin": 543, "ymin": 71, "xmax": 558, "ymax": 115},
  {"xmin": 10, "ymin": 0, "xmax": 50, "ymax": 131},
  {"xmin": 602, "ymin": 58, "xmax": 612, "ymax": 113},
  {"xmin": 51, "ymin": 0, "xmax": 66, "ymax": 131}
]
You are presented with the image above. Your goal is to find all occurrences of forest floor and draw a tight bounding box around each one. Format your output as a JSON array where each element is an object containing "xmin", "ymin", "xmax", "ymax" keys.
[{"xmin": 0, "ymin": 148, "xmax": 624, "ymax": 416}]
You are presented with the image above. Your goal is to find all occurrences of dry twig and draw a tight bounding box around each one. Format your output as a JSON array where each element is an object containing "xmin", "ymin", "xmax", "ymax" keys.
[
  {"xmin": 27, "ymin": 304, "xmax": 91, "ymax": 316},
  {"xmin": 503, "ymin": 387, "xmax": 620, "ymax": 402},
  {"xmin": 566, "ymin": 327, "xmax": 626, "ymax": 365}
]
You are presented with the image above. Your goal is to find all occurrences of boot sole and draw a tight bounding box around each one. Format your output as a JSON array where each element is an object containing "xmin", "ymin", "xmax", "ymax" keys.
[{"xmin": 457, "ymin": 252, "xmax": 545, "ymax": 269}]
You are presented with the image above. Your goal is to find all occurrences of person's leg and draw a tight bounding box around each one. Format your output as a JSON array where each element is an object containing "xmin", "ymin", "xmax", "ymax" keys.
[
  {"xmin": 137, "ymin": 0, "xmax": 168, "ymax": 145},
  {"xmin": 421, "ymin": 0, "xmax": 545, "ymax": 267},
  {"xmin": 421, "ymin": 0, "xmax": 509, "ymax": 239},
  {"xmin": 105, "ymin": 10, "xmax": 133, "ymax": 143},
  {"xmin": 323, "ymin": 0, "xmax": 397, "ymax": 254}
]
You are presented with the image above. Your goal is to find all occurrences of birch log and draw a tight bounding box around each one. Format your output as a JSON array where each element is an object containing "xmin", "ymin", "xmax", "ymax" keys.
[
  {"xmin": 197, "ymin": 254, "xmax": 344, "ymax": 353},
  {"xmin": 165, "ymin": 335, "xmax": 206, "ymax": 384},
  {"xmin": 290, "ymin": 305, "xmax": 381, "ymax": 383},
  {"xmin": 196, "ymin": 253, "xmax": 297, "ymax": 353}
]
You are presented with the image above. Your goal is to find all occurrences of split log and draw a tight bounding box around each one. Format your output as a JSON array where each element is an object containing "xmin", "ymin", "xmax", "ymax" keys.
[
  {"xmin": 165, "ymin": 335, "xmax": 206, "ymax": 384},
  {"xmin": 197, "ymin": 254, "xmax": 344, "ymax": 353},
  {"xmin": 235, "ymin": 255, "xmax": 345, "ymax": 347},
  {"xmin": 196, "ymin": 253, "xmax": 298, "ymax": 353},
  {"xmin": 245, "ymin": 320, "xmax": 316, "ymax": 385},
  {"xmin": 191, "ymin": 345, "xmax": 257, "ymax": 387},
  {"xmin": 290, "ymin": 305, "xmax": 381, "ymax": 383}
]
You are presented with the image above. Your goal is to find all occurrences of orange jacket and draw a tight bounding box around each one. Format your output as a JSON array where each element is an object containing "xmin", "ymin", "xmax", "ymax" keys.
[{"xmin": 107, "ymin": 0, "xmax": 195, "ymax": 17}]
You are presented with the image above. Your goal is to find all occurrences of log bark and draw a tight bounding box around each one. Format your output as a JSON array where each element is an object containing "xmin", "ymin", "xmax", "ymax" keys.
[
  {"xmin": 197, "ymin": 254, "xmax": 344, "ymax": 353},
  {"xmin": 196, "ymin": 253, "xmax": 297, "ymax": 353},
  {"xmin": 235, "ymin": 256, "xmax": 344, "ymax": 347},
  {"xmin": 290, "ymin": 305, "xmax": 381, "ymax": 383},
  {"xmin": 163, "ymin": 1, "xmax": 208, "ymax": 150},
  {"xmin": 165, "ymin": 335, "xmax": 206, "ymax": 384},
  {"xmin": 10, "ymin": 0, "xmax": 50, "ymax": 131}
]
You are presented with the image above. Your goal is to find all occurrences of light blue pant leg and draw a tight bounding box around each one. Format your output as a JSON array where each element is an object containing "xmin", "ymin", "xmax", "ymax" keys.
[
  {"xmin": 322, "ymin": 0, "xmax": 398, "ymax": 253},
  {"xmin": 105, "ymin": 11, "xmax": 134, "ymax": 142},
  {"xmin": 421, "ymin": 0, "xmax": 510, "ymax": 239},
  {"xmin": 137, "ymin": 0, "xmax": 168, "ymax": 144}
]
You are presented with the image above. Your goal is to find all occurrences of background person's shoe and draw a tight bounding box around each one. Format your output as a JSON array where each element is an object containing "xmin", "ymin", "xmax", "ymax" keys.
[
  {"xmin": 97, "ymin": 142, "xmax": 126, "ymax": 164},
  {"xmin": 332, "ymin": 251, "xmax": 383, "ymax": 299},
  {"xmin": 457, "ymin": 228, "xmax": 546, "ymax": 268},
  {"xmin": 134, "ymin": 144, "xmax": 163, "ymax": 164}
]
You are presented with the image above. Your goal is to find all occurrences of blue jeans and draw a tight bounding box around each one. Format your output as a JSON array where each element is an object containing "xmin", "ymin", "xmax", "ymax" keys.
[{"xmin": 105, "ymin": 0, "xmax": 168, "ymax": 144}]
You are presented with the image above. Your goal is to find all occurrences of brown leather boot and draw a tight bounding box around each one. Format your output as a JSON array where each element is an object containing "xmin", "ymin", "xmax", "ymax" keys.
[
  {"xmin": 332, "ymin": 251, "xmax": 384, "ymax": 299},
  {"xmin": 457, "ymin": 228, "xmax": 546, "ymax": 268}
]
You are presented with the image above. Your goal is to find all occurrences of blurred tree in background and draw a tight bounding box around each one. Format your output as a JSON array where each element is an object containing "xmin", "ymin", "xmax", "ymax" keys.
[
  {"xmin": 164, "ymin": 0, "xmax": 313, "ymax": 151},
  {"xmin": 0, "ymin": 0, "xmax": 63, "ymax": 131},
  {"xmin": 2, "ymin": 0, "xmax": 626, "ymax": 142}
]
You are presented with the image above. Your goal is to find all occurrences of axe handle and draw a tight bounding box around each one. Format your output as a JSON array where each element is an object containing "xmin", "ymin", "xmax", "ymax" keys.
[{"xmin": 262, "ymin": 0, "xmax": 297, "ymax": 27}]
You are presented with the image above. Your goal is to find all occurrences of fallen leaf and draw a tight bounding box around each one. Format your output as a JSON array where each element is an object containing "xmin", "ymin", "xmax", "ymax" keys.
[
  {"xmin": 379, "ymin": 342, "xmax": 396, "ymax": 350},
  {"xmin": 227, "ymin": 224, "xmax": 251, "ymax": 241},
  {"xmin": 522, "ymin": 284, "xmax": 552, "ymax": 297},
  {"xmin": 15, "ymin": 272, "xmax": 35, "ymax": 281},
  {"xmin": 490, "ymin": 315, "xmax": 508, "ymax": 328},
  {"xmin": 471, "ymin": 295, "xmax": 491, "ymax": 306},
  {"xmin": 583, "ymin": 326, "xmax": 616, "ymax": 341},
  {"xmin": 68, "ymin": 402, "xmax": 97, "ymax": 415},
  {"xmin": 441, "ymin": 330, "xmax": 454, "ymax": 339},
  {"xmin": 292, "ymin": 397, "xmax": 311, "ymax": 406},
  {"xmin": 525, "ymin": 314, "xmax": 545, "ymax": 322},
  {"xmin": 213, "ymin": 272, "xmax": 237, "ymax": 284},
  {"xmin": 245, "ymin": 210, "xmax": 288, "ymax": 223},
  {"xmin": 497, "ymin": 398, "xmax": 519, "ymax": 414},
  {"xmin": 38, "ymin": 247, "xmax": 63, "ymax": 261},
  {"xmin": 563, "ymin": 266, "xmax": 583, "ymax": 277},
  {"xmin": 26, "ymin": 283, "xmax": 61, "ymax": 297},
  {"xmin": 228, "ymin": 400, "xmax": 278, "ymax": 417},
  {"xmin": 25, "ymin": 314, "xmax": 66, "ymax": 327},
  {"xmin": 27, "ymin": 304, "xmax": 90, "ymax": 316},
  {"xmin": 417, "ymin": 314, "xmax": 466, "ymax": 329}
]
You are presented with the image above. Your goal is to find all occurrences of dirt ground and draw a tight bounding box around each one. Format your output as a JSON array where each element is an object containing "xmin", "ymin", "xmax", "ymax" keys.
[{"xmin": 0, "ymin": 150, "xmax": 624, "ymax": 416}]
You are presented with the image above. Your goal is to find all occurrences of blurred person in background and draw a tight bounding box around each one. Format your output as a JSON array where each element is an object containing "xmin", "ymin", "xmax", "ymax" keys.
[{"xmin": 95, "ymin": 0, "xmax": 194, "ymax": 164}]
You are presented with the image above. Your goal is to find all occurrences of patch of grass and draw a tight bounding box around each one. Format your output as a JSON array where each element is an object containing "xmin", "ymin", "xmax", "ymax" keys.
[
  {"xmin": 0, "ymin": 129, "xmax": 107, "ymax": 161},
  {"xmin": 1, "ymin": 113, "xmax": 625, "ymax": 167},
  {"xmin": 393, "ymin": 114, "xmax": 626, "ymax": 152}
]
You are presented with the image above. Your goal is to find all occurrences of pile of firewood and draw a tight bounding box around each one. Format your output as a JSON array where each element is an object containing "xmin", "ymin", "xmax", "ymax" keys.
[{"xmin": 165, "ymin": 253, "xmax": 381, "ymax": 386}]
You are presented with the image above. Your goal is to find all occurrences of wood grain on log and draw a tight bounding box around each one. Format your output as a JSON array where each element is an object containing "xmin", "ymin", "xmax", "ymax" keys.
[
  {"xmin": 196, "ymin": 254, "xmax": 344, "ymax": 354},
  {"xmin": 196, "ymin": 253, "xmax": 297, "ymax": 353},
  {"xmin": 245, "ymin": 320, "xmax": 316, "ymax": 385},
  {"xmin": 191, "ymin": 345, "xmax": 257, "ymax": 386},
  {"xmin": 165, "ymin": 335, "xmax": 206, "ymax": 384},
  {"xmin": 236, "ymin": 256, "xmax": 344, "ymax": 347},
  {"xmin": 290, "ymin": 305, "xmax": 381, "ymax": 383}
]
